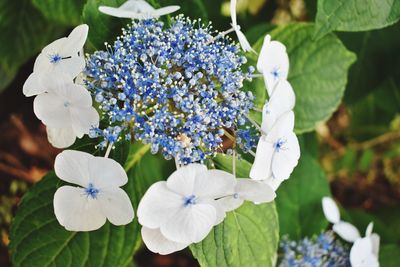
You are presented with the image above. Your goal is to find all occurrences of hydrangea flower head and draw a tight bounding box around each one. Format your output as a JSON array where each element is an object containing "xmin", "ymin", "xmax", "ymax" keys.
[
  {"xmin": 85, "ymin": 16, "xmax": 256, "ymax": 164},
  {"xmin": 279, "ymin": 231, "xmax": 351, "ymax": 267}
]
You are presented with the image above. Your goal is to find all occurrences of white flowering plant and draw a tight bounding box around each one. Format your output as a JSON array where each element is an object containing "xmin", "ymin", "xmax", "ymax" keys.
[{"xmin": 4, "ymin": 0, "xmax": 400, "ymax": 266}]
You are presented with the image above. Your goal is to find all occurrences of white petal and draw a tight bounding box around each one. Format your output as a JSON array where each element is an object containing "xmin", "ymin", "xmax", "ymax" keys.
[
  {"xmin": 98, "ymin": 6, "xmax": 138, "ymax": 18},
  {"xmin": 33, "ymin": 93, "xmax": 71, "ymax": 128},
  {"xmin": 217, "ymin": 196, "xmax": 243, "ymax": 212},
  {"xmin": 161, "ymin": 203, "xmax": 216, "ymax": 243},
  {"xmin": 141, "ymin": 227, "xmax": 189, "ymax": 255},
  {"xmin": 266, "ymin": 111, "xmax": 295, "ymax": 142},
  {"xmin": 137, "ymin": 181, "xmax": 183, "ymax": 229},
  {"xmin": 250, "ymin": 136, "xmax": 274, "ymax": 180},
  {"xmin": 365, "ymin": 222, "xmax": 374, "ymax": 236},
  {"xmin": 333, "ymin": 221, "xmax": 361, "ymax": 242},
  {"xmin": 321, "ymin": 197, "xmax": 340, "ymax": 224},
  {"xmin": 54, "ymin": 186, "xmax": 106, "ymax": 231},
  {"xmin": 98, "ymin": 188, "xmax": 134, "ymax": 225},
  {"xmin": 236, "ymin": 30, "xmax": 256, "ymax": 53},
  {"xmin": 193, "ymin": 169, "xmax": 236, "ymax": 199},
  {"xmin": 152, "ymin": 6, "xmax": 180, "ymax": 17},
  {"xmin": 257, "ymin": 35, "xmax": 289, "ymax": 95},
  {"xmin": 61, "ymin": 24, "xmax": 89, "ymax": 56},
  {"xmin": 210, "ymin": 199, "xmax": 228, "ymax": 225},
  {"xmin": 350, "ymin": 237, "xmax": 379, "ymax": 267},
  {"xmin": 88, "ymin": 156, "xmax": 128, "ymax": 188},
  {"xmin": 235, "ymin": 178, "xmax": 276, "ymax": 203},
  {"xmin": 70, "ymin": 107, "xmax": 99, "ymax": 138},
  {"xmin": 166, "ymin": 163, "xmax": 207, "ymax": 196},
  {"xmin": 64, "ymin": 83, "xmax": 92, "ymax": 108},
  {"xmin": 271, "ymin": 131, "xmax": 300, "ymax": 181},
  {"xmin": 262, "ymin": 177, "xmax": 283, "ymax": 191},
  {"xmin": 23, "ymin": 73, "xmax": 45, "ymax": 97},
  {"xmin": 58, "ymin": 56, "xmax": 86, "ymax": 78},
  {"xmin": 370, "ymin": 233, "xmax": 380, "ymax": 257},
  {"xmin": 261, "ymin": 80, "xmax": 295, "ymax": 134},
  {"xmin": 46, "ymin": 127, "xmax": 76, "ymax": 148},
  {"xmin": 55, "ymin": 150, "xmax": 93, "ymax": 186}
]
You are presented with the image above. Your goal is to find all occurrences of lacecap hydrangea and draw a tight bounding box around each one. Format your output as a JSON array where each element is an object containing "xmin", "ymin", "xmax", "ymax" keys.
[{"xmin": 85, "ymin": 15, "xmax": 257, "ymax": 164}]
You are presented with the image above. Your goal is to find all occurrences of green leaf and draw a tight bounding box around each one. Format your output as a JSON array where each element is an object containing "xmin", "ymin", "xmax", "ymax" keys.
[
  {"xmin": 0, "ymin": 62, "xmax": 18, "ymax": 92},
  {"xmin": 82, "ymin": 0, "xmax": 130, "ymax": 51},
  {"xmin": 275, "ymin": 152, "xmax": 331, "ymax": 239},
  {"xmin": 253, "ymin": 23, "xmax": 356, "ymax": 133},
  {"xmin": 190, "ymin": 154, "xmax": 279, "ymax": 267},
  {"xmin": 380, "ymin": 244, "xmax": 400, "ymax": 267},
  {"xmin": 9, "ymin": 141, "xmax": 173, "ymax": 267},
  {"xmin": 165, "ymin": 0, "xmax": 209, "ymax": 21},
  {"xmin": 190, "ymin": 202, "xmax": 279, "ymax": 267},
  {"xmin": 340, "ymin": 23, "xmax": 400, "ymax": 103},
  {"xmin": 32, "ymin": 0, "xmax": 86, "ymax": 26},
  {"xmin": 0, "ymin": 0, "xmax": 63, "ymax": 93},
  {"xmin": 314, "ymin": 0, "xmax": 400, "ymax": 39}
]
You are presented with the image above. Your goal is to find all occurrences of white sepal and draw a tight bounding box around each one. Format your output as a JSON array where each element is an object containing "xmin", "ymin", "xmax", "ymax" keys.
[{"xmin": 321, "ymin": 196, "xmax": 340, "ymax": 224}]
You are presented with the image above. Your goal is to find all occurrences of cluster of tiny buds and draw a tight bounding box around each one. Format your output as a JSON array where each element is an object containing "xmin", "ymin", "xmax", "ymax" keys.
[{"xmin": 85, "ymin": 15, "xmax": 258, "ymax": 164}]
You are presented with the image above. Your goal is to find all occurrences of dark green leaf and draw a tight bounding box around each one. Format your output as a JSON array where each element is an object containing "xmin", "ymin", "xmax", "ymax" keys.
[
  {"xmin": 314, "ymin": 0, "xmax": 400, "ymax": 39},
  {"xmin": 380, "ymin": 244, "xmax": 400, "ymax": 267},
  {"xmin": 32, "ymin": 0, "xmax": 86, "ymax": 26},
  {"xmin": 275, "ymin": 152, "xmax": 331, "ymax": 239},
  {"xmin": 0, "ymin": 0, "xmax": 63, "ymax": 93},
  {"xmin": 340, "ymin": 23, "xmax": 400, "ymax": 103},
  {"xmin": 82, "ymin": 0, "xmax": 130, "ymax": 51}
]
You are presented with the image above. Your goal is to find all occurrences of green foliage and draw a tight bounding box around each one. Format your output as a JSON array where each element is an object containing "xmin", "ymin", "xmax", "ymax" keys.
[
  {"xmin": 0, "ymin": 0, "xmax": 63, "ymax": 92},
  {"xmin": 190, "ymin": 154, "xmax": 279, "ymax": 267},
  {"xmin": 82, "ymin": 0, "xmax": 130, "ymax": 51},
  {"xmin": 252, "ymin": 23, "xmax": 356, "ymax": 133},
  {"xmin": 32, "ymin": 0, "xmax": 86, "ymax": 26},
  {"xmin": 275, "ymin": 151, "xmax": 331, "ymax": 239},
  {"xmin": 340, "ymin": 23, "xmax": 400, "ymax": 103},
  {"xmin": 380, "ymin": 244, "xmax": 400, "ymax": 267},
  {"xmin": 190, "ymin": 202, "xmax": 279, "ymax": 267},
  {"xmin": 9, "ymin": 141, "xmax": 172, "ymax": 267},
  {"xmin": 314, "ymin": 0, "xmax": 400, "ymax": 39}
]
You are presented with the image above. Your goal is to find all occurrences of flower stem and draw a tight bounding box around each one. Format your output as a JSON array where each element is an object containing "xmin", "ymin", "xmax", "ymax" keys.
[
  {"xmin": 104, "ymin": 143, "xmax": 113, "ymax": 158},
  {"xmin": 207, "ymin": 27, "xmax": 235, "ymax": 44},
  {"xmin": 232, "ymin": 150, "xmax": 236, "ymax": 178}
]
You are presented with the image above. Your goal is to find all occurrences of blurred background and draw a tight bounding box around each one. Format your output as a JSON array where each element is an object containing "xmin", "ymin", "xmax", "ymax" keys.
[{"xmin": 1, "ymin": 0, "xmax": 399, "ymax": 266}]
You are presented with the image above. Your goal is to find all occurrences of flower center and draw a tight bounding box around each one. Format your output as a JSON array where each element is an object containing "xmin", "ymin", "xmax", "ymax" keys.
[
  {"xmin": 271, "ymin": 67, "xmax": 280, "ymax": 80},
  {"xmin": 49, "ymin": 53, "xmax": 62, "ymax": 64},
  {"xmin": 85, "ymin": 183, "xmax": 99, "ymax": 199},
  {"xmin": 64, "ymin": 101, "xmax": 71, "ymax": 107},
  {"xmin": 274, "ymin": 138, "xmax": 287, "ymax": 152},
  {"xmin": 183, "ymin": 195, "xmax": 197, "ymax": 207}
]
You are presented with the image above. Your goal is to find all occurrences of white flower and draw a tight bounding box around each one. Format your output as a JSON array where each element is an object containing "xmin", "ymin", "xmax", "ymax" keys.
[
  {"xmin": 33, "ymin": 74, "xmax": 99, "ymax": 142},
  {"xmin": 99, "ymin": 0, "xmax": 180, "ymax": 19},
  {"xmin": 53, "ymin": 150, "xmax": 134, "ymax": 231},
  {"xmin": 261, "ymin": 80, "xmax": 295, "ymax": 134},
  {"xmin": 217, "ymin": 178, "xmax": 276, "ymax": 212},
  {"xmin": 250, "ymin": 111, "xmax": 300, "ymax": 190},
  {"xmin": 322, "ymin": 197, "xmax": 380, "ymax": 266},
  {"xmin": 230, "ymin": 0, "xmax": 255, "ymax": 53},
  {"xmin": 137, "ymin": 164, "xmax": 235, "ymax": 247},
  {"xmin": 322, "ymin": 196, "xmax": 361, "ymax": 242},
  {"xmin": 257, "ymin": 35, "xmax": 289, "ymax": 95},
  {"xmin": 350, "ymin": 223, "xmax": 380, "ymax": 267},
  {"xmin": 350, "ymin": 236, "xmax": 379, "ymax": 267},
  {"xmin": 23, "ymin": 24, "xmax": 88, "ymax": 97}
]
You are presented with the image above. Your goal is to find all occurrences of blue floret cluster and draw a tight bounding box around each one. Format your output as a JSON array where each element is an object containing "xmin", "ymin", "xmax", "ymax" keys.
[
  {"xmin": 85, "ymin": 16, "xmax": 257, "ymax": 163},
  {"xmin": 279, "ymin": 231, "xmax": 351, "ymax": 267}
]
